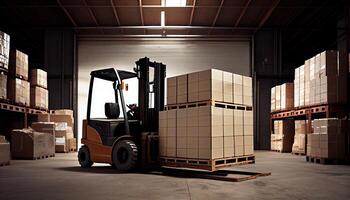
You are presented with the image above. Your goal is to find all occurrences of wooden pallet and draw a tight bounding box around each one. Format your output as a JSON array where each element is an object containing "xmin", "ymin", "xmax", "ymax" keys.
[
  {"xmin": 292, "ymin": 152, "xmax": 305, "ymax": 156},
  {"xmin": 160, "ymin": 155, "xmax": 255, "ymax": 171},
  {"xmin": 0, "ymin": 161, "xmax": 10, "ymax": 167},
  {"xmin": 165, "ymin": 100, "xmax": 252, "ymax": 111},
  {"xmin": 13, "ymin": 154, "xmax": 55, "ymax": 160},
  {"xmin": 306, "ymin": 156, "xmax": 349, "ymax": 165},
  {"xmin": 271, "ymin": 149, "xmax": 283, "ymax": 153}
]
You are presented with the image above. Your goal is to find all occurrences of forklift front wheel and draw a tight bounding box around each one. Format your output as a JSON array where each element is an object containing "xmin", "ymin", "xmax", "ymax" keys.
[
  {"xmin": 112, "ymin": 140, "xmax": 138, "ymax": 171},
  {"xmin": 78, "ymin": 145, "xmax": 93, "ymax": 168}
]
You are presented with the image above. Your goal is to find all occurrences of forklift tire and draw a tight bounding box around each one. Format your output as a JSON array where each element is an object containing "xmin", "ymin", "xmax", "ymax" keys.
[
  {"xmin": 112, "ymin": 140, "xmax": 138, "ymax": 171},
  {"xmin": 78, "ymin": 145, "xmax": 93, "ymax": 168}
]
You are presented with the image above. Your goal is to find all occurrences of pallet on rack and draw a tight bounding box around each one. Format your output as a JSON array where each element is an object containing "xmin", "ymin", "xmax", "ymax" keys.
[
  {"xmin": 160, "ymin": 155, "xmax": 255, "ymax": 171},
  {"xmin": 306, "ymin": 156, "xmax": 349, "ymax": 165},
  {"xmin": 165, "ymin": 100, "xmax": 252, "ymax": 111}
]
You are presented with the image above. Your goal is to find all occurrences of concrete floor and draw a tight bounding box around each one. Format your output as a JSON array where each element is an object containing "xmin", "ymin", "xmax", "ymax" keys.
[{"xmin": 0, "ymin": 151, "xmax": 349, "ymax": 200}]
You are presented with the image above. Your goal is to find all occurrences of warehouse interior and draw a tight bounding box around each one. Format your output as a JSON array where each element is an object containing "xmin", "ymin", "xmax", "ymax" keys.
[{"xmin": 0, "ymin": 0, "xmax": 349, "ymax": 199}]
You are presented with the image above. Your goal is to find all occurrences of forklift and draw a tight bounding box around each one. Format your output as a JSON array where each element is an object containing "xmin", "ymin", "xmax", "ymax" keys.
[
  {"xmin": 78, "ymin": 57, "xmax": 270, "ymax": 181},
  {"xmin": 78, "ymin": 57, "xmax": 164, "ymax": 171}
]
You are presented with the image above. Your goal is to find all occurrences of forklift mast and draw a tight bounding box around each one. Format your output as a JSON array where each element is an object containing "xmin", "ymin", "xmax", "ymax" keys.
[{"xmin": 135, "ymin": 57, "xmax": 166, "ymax": 132}]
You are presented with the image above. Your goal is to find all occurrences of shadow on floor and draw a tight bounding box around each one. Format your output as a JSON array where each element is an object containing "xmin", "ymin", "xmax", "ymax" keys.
[{"xmin": 57, "ymin": 166, "xmax": 126, "ymax": 174}]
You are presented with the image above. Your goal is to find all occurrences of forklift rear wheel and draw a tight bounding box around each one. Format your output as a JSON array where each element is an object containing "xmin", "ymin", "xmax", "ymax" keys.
[
  {"xmin": 112, "ymin": 140, "xmax": 138, "ymax": 171},
  {"xmin": 78, "ymin": 145, "xmax": 93, "ymax": 168}
]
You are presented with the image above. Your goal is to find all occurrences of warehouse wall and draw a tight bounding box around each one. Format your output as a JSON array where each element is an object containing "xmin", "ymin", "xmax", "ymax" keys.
[{"xmin": 77, "ymin": 39, "xmax": 251, "ymax": 145}]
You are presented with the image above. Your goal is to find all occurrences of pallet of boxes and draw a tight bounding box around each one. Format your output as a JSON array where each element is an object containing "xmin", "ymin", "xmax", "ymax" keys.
[
  {"xmin": 30, "ymin": 69, "xmax": 48, "ymax": 110},
  {"xmin": 37, "ymin": 110, "xmax": 77, "ymax": 153},
  {"xmin": 0, "ymin": 31, "xmax": 10, "ymax": 101},
  {"xmin": 270, "ymin": 83, "xmax": 295, "ymax": 153},
  {"xmin": 159, "ymin": 69, "xmax": 254, "ymax": 171}
]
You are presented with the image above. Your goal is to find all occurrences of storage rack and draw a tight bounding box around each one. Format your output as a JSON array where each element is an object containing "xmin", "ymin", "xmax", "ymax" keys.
[{"xmin": 270, "ymin": 103, "xmax": 349, "ymax": 156}]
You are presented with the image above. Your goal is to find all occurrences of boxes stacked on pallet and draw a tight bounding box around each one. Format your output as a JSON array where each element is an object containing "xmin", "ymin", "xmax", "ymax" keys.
[
  {"xmin": 11, "ymin": 128, "xmax": 55, "ymax": 159},
  {"xmin": 30, "ymin": 69, "xmax": 48, "ymax": 110},
  {"xmin": 271, "ymin": 83, "xmax": 294, "ymax": 112},
  {"xmin": 307, "ymin": 119, "xmax": 348, "ymax": 161},
  {"xmin": 0, "ymin": 31, "xmax": 10, "ymax": 70},
  {"xmin": 161, "ymin": 69, "xmax": 254, "ymax": 170},
  {"xmin": 37, "ymin": 109, "xmax": 76, "ymax": 153},
  {"xmin": 0, "ymin": 71, "xmax": 6, "ymax": 99},
  {"xmin": 0, "ymin": 136, "xmax": 10, "ymax": 166},
  {"xmin": 292, "ymin": 120, "xmax": 306, "ymax": 154},
  {"xmin": 270, "ymin": 119, "xmax": 294, "ymax": 152},
  {"xmin": 7, "ymin": 50, "xmax": 30, "ymax": 106},
  {"xmin": 294, "ymin": 50, "xmax": 348, "ymax": 107}
]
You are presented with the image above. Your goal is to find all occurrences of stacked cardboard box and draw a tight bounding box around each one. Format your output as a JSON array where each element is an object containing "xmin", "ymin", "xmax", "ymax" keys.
[
  {"xmin": 11, "ymin": 128, "xmax": 55, "ymax": 159},
  {"xmin": 307, "ymin": 119, "xmax": 348, "ymax": 160},
  {"xmin": 270, "ymin": 83, "xmax": 294, "ymax": 111},
  {"xmin": 0, "ymin": 31, "xmax": 10, "ymax": 69},
  {"xmin": 30, "ymin": 69, "xmax": 48, "ymax": 109},
  {"xmin": 0, "ymin": 71, "xmax": 6, "ymax": 99},
  {"xmin": 0, "ymin": 136, "xmax": 10, "ymax": 165},
  {"xmin": 292, "ymin": 120, "xmax": 306, "ymax": 154},
  {"xmin": 37, "ymin": 109, "xmax": 76, "ymax": 152},
  {"xmin": 9, "ymin": 50, "xmax": 28, "ymax": 80},
  {"xmin": 293, "ymin": 50, "xmax": 348, "ymax": 107},
  {"xmin": 160, "ymin": 69, "xmax": 254, "ymax": 162},
  {"xmin": 270, "ymin": 119, "xmax": 294, "ymax": 152},
  {"xmin": 168, "ymin": 69, "xmax": 252, "ymax": 106},
  {"xmin": 7, "ymin": 78, "xmax": 30, "ymax": 106}
]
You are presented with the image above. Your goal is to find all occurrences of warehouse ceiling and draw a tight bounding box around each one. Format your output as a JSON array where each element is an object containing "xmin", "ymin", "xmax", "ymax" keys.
[{"xmin": 0, "ymin": 0, "xmax": 346, "ymax": 38}]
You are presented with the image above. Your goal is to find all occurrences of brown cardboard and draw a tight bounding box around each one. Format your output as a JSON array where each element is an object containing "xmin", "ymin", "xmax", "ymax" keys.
[
  {"xmin": 51, "ymin": 109, "xmax": 73, "ymax": 117},
  {"xmin": 30, "ymin": 86, "xmax": 48, "ymax": 109},
  {"xmin": 9, "ymin": 50, "xmax": 28, "ymax": 80},
  {"xmin": 7, "ymin": 78, "xmax": 30, "ymax": 106},
  {"xmin": 176, "ymin": 75, "xmax": 187, "ymax": 103},
  {"xmin": 37, "ymin": 114, "xmax": 50, "ymax": 122},
  {"xmin": 31, "ymin": 122, "xmax": 55, "ymax": 135},
  {"xmin": 0, "ymin": 136, "xmax": 10, "ymax": 165},
  {"xmin": 11, "ymin": 129, "xmax": 55, "ymax": 159},
  {"xmin": 167, "ymin": 77, "xmax": 177, "ymax": 105},
  {"xmin": 223, "ymin": 71, "xmax": 233, "ymax": 103},
  {"xmin": 188, "ymin": 72, "xmax": 199, "ymax": 102},
  {"xmin": 280, "ymin": 83, "xmax": 294, "ymax": 110},
  {"xmin": 50, "ymin": 114, "xmax": 74, "ymax": 127},
  {"xmin": 0, "ymin": 72, "xmax": 6, "ymax": 99},
  {"xmin": 198, "ymin": 69, "xmax": 223, "ymax": 102},
  {"xmin": 30, "ymin": 69, "xmax": 47, "ymax": 89}
]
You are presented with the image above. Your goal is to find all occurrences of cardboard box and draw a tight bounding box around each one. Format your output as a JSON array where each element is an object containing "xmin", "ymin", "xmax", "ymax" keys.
[
  {"xmin": 198, "ymin": 136, "xmax": 223, "ymax": 159},
  {"xmin": 0, "ymin": 72, "xmax": 6, "ymax": 99},
  {"xmin": 30, "ymin": 86, "xmax": 49, "ymax": 109},
  {"xmin": 0, "ymin": 136, "xmax": 10, "ymax": 165},
  {"xmin": 294, "ymin": 67, "xmax": 300, "ymax": 107},
  {"xmin": 223, "ymin": 71, "xmax": 233, "ymax": 103},
  {"xmin": 243, "ymin": 76, "xmax": 252, "ymax": 106},
  {"xmin": 50, "ymin": 114, "xmax": 74, "ymax": 127},
  {"xmin": 67, "ymin": 138, "xmax": 77, "ymax": 151},
  {"xmin": 271, "ymin": 86, "xmax": 276, "ymax": 111},
  {"xmin": 11, "ymin": 129, "xmax": 55, "ymax": 159},
  {"xmin": 280, "ymin": 83, "xmax": 294, "ymax": 110},
  {"xmin": 233, "ymin": 74, "xmax": 243, "ymax": 104},
  {"xmin": 7, "ymin": 78, "xmax": 30, "ymax": 106},
  {"xmin": 275, "ymin": 85, "xmax": 281, "ymax": 110},
  {"xmin": 176, "ymin": 75, "xmax": 187, "ymax": 103},
  {"xmin": 188, "ymin": 72, "xmax": 199, "ymax": 102},
  {"xmin": 37, "ymin": 113, "xmax": 50, "ymax": 122},
  {"xmin": 9, "ymin": 50, "xmax": 28, "ymax": 80},
  {"xmin": 198, "ymin": 69, "xmax": 223, "ymax": 102},
  {"xmin": 271, "ymin": 119, "xmax": 295, "ymax": 152},
  {"xmin": 167, "ymin": 77, "xmax": 176, "ymax": 105},
  {"xmin": 30, "ymin": 69, "xmax": 47, "ymax": 89},
  {"xmin": 319, "ymin": 50, "xmax": 338, "ymax": 78},
  {"xmin": 0, "ymin": 31, "xmax": 10, "ymax": 70},
  {"xmin": 224, "ymin": 136, "xmax": 234, "ymax": 157},
  {"xmin": 31, "ymin": 122, "xmax": 56, "ymax": 135},
  {"xmin": 51, "ymin": 109, "xmax": 73, "ymax": 117}
]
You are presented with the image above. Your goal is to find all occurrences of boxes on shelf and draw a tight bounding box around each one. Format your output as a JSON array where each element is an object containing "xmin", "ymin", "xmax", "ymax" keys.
[
  {"xmin": 11, "ymin": 129, "xmax": 55, "ymax": 159},
  {"xmin": 243, "ymin": 76, "xmax": 253, "ymax": 106},
  {"xmin": 0, "ymin": 31, "xmax": 10, "ymax": 70},
  {"xmin": 167, "ymin": 77, "xmax": 176, "ymax": 105},
  {"xmin": 307, "ymin": 119, "xmax": 348, "ymax": 160},
  {"xmin": 176, "ymin": 75, "xmax": 187, "ymax": 103},
  {"xmin": 0, "ymin": 135, "xmax": 10, "ymax": 165},
  {"xmin": 30, "ymin": 69, "xmax": 47, "ymax": 89},
  {"xmin": 7, "ymin": 78, "xmax": 30, "ymax": 106},
  {"xmin": 30, "ymin": 86, "xmax": 48, "ymax": 109},
  {"xmin": 270, "ymin": 83, "xmax": 294, "ymax": 111},
  {"xmin": 0, "ymin": 72, "xmax": 7, "ymax": 99},
  {"xmin": 292, "ymin": 120, "xmax": 306, "ymax": 154},
  {"xmin": 294, "ymin": 67, "xmax": 300, "ymax": 107},
  {"xmin": 271, "ymin": 119, "xmax": 294, "ymax": 152},
  {"xmin": 9, "ymin": 50, "xmax": 28, "ymax": 80}
]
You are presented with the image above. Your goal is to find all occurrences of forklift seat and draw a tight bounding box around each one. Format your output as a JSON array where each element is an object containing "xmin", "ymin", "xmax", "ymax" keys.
[{"xmin": 105, "ymin": 103, "xmax": 120, "ymax": 119}]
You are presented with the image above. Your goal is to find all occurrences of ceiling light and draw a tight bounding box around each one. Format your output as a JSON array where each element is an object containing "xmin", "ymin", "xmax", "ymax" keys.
[
  {"xmin": 161, "ymin": 11, "xmax": 165, "ymax": 27},
  {"xmin": 165, "ymin": 0, "xmax": 186, "ymax": 7}
]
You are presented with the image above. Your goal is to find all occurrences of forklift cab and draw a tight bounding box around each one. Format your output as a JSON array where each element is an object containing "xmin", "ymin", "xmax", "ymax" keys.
[{"xmin": 79, "ymin": 57, "xmax": 166, "ymax": 171}]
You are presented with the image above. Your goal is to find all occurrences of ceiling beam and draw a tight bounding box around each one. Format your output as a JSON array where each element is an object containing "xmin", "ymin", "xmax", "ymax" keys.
[
  {"xmin": 189, "ymin": 0, "xmax": 197, "ymax": 26},
  {"xmin": 234, "ymin": 0, "xmax": 252, "ymax": 27},
  {"xmin": 139, "ymin": 0, "xmax": 144, "ymax": 26},
  {"xmin": 208, "ymin": 0, "xmax": 225, "ymax": 35},
  {"xmin": 56, "ymin": 0, "xmax": 77, "ymax": 26},
  {"xmin": 257, "ymin": 0, "xmax": 280, "ymax": 30},
  {"xmin": 83, "ymin": 0, "xmax": 99, "ymax": 26},
  {"xmin": 110, "ymin": 0, "xmax": 121, "ymax": 25}
]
